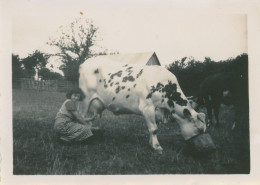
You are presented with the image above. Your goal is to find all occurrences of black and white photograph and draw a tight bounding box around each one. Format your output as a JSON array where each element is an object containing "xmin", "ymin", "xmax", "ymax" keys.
[{"xmin": 1, "ymin": 0, "xmax": 260, "ymax": 184}]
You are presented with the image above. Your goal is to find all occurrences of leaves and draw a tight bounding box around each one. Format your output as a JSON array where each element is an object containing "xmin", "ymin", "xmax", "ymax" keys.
[
  {"xmin": 21, "ymin": 50, "xmax": 49, "ymax": 78},
  {"xmin": 47, "ymin": 17, "xmax": 100, "ymax": 81}
]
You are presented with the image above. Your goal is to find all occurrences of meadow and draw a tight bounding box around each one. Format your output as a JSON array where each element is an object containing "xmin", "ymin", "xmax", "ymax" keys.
[{"xmin": 13, "ymin": 89, "xmax": 250, "ymax": 174}]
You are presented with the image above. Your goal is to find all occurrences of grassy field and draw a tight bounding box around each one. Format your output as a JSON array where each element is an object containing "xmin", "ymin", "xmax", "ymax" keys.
[{"xmin": 13, "ymin": 89, "xmax": 250, "ymax": 174}]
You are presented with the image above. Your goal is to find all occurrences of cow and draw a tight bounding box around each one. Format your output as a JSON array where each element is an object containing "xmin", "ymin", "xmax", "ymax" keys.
[
  {"xmin": 196, "ymin": 72, "xmax": 240, "ymax": 128},
  {"xmin": 78, "ymin": 57, "xmax": 207, "ymax": 154}
]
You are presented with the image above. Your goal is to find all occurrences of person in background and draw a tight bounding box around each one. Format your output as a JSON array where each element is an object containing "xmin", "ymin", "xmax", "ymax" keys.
[{"xmin": 54, "ymin": 88, "xmax": 102, "ymax": 144}]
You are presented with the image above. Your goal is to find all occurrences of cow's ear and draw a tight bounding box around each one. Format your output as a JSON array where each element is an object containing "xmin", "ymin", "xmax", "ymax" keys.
[{"xmin": 183, "ymin": 108, "xmax": 191, "ymax": 118}]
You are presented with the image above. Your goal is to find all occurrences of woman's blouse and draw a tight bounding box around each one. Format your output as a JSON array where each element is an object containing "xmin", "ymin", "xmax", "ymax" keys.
[{"xmin": 56, "ymin": 99, "xmax": 79, "ymax": 120}]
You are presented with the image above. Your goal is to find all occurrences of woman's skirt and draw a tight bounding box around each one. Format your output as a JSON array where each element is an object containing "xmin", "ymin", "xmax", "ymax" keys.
[{"xmin": 54, "ymin": 116, "xmax": 93, "ymax": 142}]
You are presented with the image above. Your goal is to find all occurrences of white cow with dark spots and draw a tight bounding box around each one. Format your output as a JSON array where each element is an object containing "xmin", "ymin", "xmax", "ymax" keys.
[{"xmin": 79, "ymin": 56, "xmax": 207, "ymax": 153}]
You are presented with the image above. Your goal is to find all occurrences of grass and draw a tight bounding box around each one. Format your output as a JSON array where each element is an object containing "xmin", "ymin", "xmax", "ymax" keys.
[{"xmin": 13, "ymin": 89, "xmax": 250, "ymax": 174}]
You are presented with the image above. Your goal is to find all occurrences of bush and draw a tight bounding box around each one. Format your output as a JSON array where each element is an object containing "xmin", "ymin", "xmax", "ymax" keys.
[{"xmin": 167, "ymin": 54, "xmax": 248, "ymax": 96}]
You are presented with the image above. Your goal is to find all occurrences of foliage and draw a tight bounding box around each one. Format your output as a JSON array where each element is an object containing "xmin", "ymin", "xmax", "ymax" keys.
[
  {"xmin": 21, "ymin": 50, "xmax": 49, "ymax": 78},
  {"xmin": 12, "ymin": 54, "xmax": 25, "ymax": 80},
  {"xmin": 38, "ymin": 68, "xmax": 63, "ymax": 80},
  {"xmin": 47, "ymin": 17, "xmax": 100, "ymax": 81},
  {"xmin": 167, "ymin": 54, "xmax": 248, "ymax": 96}
]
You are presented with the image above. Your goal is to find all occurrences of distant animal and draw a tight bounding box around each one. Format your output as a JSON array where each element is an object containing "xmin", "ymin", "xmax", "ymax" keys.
[
  {"xmin": 78, "ymin": 56, "xmax": 207, "ymax": 153},
  {"xmin": 196, "ymin": 72, "xmax": 240, "ymax": 127}
]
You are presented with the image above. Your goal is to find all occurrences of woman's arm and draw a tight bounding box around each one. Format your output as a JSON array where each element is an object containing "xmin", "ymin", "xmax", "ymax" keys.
[
  {"xmin": 70, "ymin": 110, "xmax": 91, "ymax": 126},
  {"xmin": 65, "ymin": 100, "xmax": 93, "ymax": 126}
]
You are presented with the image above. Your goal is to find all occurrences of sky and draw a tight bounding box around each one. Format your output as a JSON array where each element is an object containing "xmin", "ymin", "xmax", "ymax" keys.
[{"xmin": 11, "ymin": 0, "xmax": 248, "ymax": 70}]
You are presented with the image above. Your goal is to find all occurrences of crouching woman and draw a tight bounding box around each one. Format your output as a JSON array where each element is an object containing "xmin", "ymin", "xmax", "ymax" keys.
[{"xmin": 54, "ymin": 88, "xmax": 99, "ymax": 143}]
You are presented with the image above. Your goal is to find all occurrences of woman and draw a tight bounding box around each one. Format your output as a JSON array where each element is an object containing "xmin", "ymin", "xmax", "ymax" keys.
[{"xmin": 54, "ymin": 88, "xmax": 101, "ymax": 144}]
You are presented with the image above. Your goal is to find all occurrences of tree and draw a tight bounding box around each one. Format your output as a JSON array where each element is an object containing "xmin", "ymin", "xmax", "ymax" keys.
[
  {"xmin": 21, "ymin": 50, "xmax": 49, "ymax": 78},
  {"xmin": 38, "ymin": 68, "xmax": 63, "ymax": 80},
  {"xmin": 47, "ymin": 17, "xmax": 100, "ymax": 81},
  {"xmin": 12, "ymin": 54, "xmax": 24, "ymax": 80}
]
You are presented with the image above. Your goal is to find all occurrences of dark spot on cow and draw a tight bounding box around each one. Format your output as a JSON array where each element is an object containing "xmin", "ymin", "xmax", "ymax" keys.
[
  {"xmin": 146, "ymin": 83, "xmax": 164, "ymax": 99},
  {"xmin": 152, "ymin": 130, "xmax": 158, "ymax": 135},
  {"xmin": 108, "ymin": 79, "xmax": 112, "ymax": 83},
  {"xmin": 123, "ymin": 64, "xmax": 128, "ymax": 67},
  {"xmin": 128, "ymin": 88, "xmax": 131, "ymax": 91},
  {"xmin": 115, "ymin": 82, "xmax": 119, "ymax": 85},
  {"xmin": 112, "ymin": 97, "xmax": 115, "ymax": 101},
  {"xmin": 146, "ymin": 81, "xmax": 187, "ymax": 107},
  {"xmin": 146, "ymin": 93, "xmax": 152, "ymax": 99},
  {"xmin": 164, "ymin": 81, "xmax": 187, "ymax": 107},
  {"xmin": 126, "ymin": 66, "xmax": 133, "ymax": 71},
  {"xmin": 136, "ymin": 69, "xmax": 143, "ymax": 78},
  {"xmin": 125, "ymin": 66, "xmax": 133, "ymax": 75},
  {"xmin": 108, "ymin": 73, "xmax": 111, "ymax": 75},
  {"xmin": 110, "ymin": 70, "xmax": 123, "ymax": 79},
  {"xmin": 115, "ymin": 86, "xmax": 120, "ymax": 94},
  {"xmin": 99, "ymin": 79, "xmax": 102, "ymax": 83},
  {"xmin": 122, "ymin": 76, "xmax": 135, "ymax": 82},
  {"xmin": 103, "ymin": 79, "xmax": 107, "ymax": 87},
  {"xmin": 133, "ymin": 84, "xmax": 136, "ymax": 88},
  {"xmin": 157, "ymin": 82, "xmax": 164, "ymax": 89},
  {"xmin": 167, "ymin": 100, "xmax": 175, "ymax": 107},
  {"xmin": 183, "ymin": 108, "xmax": 191, "ymax": 117},
  {"xmin": 126, "ymin": 95, "xmax": 130, "ymax": 99},
  {"xmin": 121, "ymin": 86, "xmax": 125, "ymax": 90},
  {"xmin": 162, "ymin": 99, "xmax": 164, "ymax": 103},
  {"xmin": 128, "ymin": 72, "xmax": 133, "ymax": 76},
  {"xmin": 94, "ymin": 69, "xmax": 99, "ymax": 74},
  {"xmin": 110, "ymin": 82, "xmax": 114, "ymax": 87}
]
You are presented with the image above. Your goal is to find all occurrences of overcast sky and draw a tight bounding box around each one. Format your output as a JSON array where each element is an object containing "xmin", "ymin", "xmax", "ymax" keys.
[{"xmin": 12, "ymin": 0, "xmax": 248, "ymax": 68}]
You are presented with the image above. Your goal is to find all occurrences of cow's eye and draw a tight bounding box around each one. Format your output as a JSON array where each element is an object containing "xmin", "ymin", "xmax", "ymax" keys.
[
  {"xmin": 197, "ymin": 114, "xmax": 205, "ymax": 123},
  {"xmin": 197, "ymin": 116, "xmax": 203, "ymax": 122}
]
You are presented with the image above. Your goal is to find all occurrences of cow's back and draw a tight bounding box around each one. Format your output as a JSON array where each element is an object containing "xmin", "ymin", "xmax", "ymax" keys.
[
  {"xmin": 79, "ymin": 57, "xmax": 186, "ymax": 114},
  {"xmin": 199, "ymin": 72, "xmax": 238, "ymax": 98}
]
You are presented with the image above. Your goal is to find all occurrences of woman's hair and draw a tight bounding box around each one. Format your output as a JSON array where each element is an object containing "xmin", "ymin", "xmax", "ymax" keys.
[{"xmin": 66, "ymin": 88, "xmax": 85, "ymax": 101}]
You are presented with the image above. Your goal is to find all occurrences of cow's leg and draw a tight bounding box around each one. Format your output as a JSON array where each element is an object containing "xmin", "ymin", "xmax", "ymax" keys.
[
  {"xmin": 213, "ymin": 101, "xmax": 220, "ymax": 127},
  {"xmin": 205, "ymin": 97, "xmax": 213, "ymax": 127},
  {"xmin": 141, "ymin": 105, "xmax": 163, "ymax": 154},
  {"xmin": 212, "ymin": 95, "xmax": 221, "ymax": 127}
]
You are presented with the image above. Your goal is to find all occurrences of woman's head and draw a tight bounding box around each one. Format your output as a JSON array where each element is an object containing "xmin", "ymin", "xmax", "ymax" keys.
[{"xmin": 66, "ymin": 88, "xmax": 85, "ymax": 101}]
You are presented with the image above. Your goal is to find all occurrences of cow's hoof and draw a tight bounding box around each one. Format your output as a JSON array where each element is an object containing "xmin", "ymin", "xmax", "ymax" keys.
[{"xmin": 155, "ymin": 147, "xmax": 163, "ymax": 154}]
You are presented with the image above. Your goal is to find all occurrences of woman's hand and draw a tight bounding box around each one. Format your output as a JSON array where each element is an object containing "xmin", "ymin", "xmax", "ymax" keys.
[
  {"xmin": 71, "ymin": 110, "xmax": 90, "ymax": 125},
  {"xmin": 84, "ymin": 114, "xmax": 97, "ymax": 122}
]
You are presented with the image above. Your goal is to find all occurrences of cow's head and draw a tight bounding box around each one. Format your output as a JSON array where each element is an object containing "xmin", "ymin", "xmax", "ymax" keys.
[
  {"xmin": 171, "ymin": 105, "xmax": 207, "ymax": 140},
  {"xmin": 148, "ymin": 81, "xmax": 207, "ymax": 140}
]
